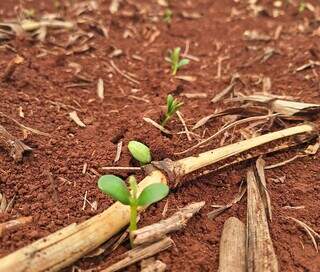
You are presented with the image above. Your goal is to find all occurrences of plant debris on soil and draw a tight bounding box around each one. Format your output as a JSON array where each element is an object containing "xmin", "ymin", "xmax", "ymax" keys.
[{"xmin": 0, "ymin": 0, "xmax": 320, "ymax": 271}]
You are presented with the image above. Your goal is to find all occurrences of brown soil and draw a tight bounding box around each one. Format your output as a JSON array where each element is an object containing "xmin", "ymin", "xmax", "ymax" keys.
[{"xmin": 0, "ymin": 0, "xmax": 320, "ymax": 271}]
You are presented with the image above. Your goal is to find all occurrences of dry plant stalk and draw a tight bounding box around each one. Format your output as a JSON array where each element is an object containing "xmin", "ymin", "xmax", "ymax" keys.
[
  {"xmin": 247, "ymin": 169, "xmax": 278, "ymax": 272},
  {"xmin": 0, "ymin": 124, "xmax": 314, "ymax": 272},
  {"xmin": 0, "ymin": 216, "xmax": 32, "ymax": 236},
  {"xmin": 175, "ymin": 124, "xmax": 314, "ymax": 176},
  {"xmin": 101, "ymin": 237, "xmax": 172, "ymax": 272},
  {"xmin": 241, "ymin": 94, "xmax": 320, "ymax": 116},
  {"xmin": 255, "ymin": 158, "xmax": 272, "ymax": 221},
  {"xmin": 2, "ymin": 55, "xmax": 24, "ymax": 81},
  {"xmin": 0, "ymin": 124, "xmax": 32, "ymax": 162},
  {"xmin": 219, "ymin": 217, "xmax": 246, "ymax": 272},
  {"xmin": 132, "ymin": 201, "xmax": 205, "ymax": 246}
]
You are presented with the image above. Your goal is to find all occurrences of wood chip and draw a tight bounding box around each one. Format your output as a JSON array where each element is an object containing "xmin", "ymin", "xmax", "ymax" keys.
[
  {"xmin": 174, "ymin": 75, "xmax": 197, "ymax": 82},
  {"xmin": 218, "ymin": 217, "xmax": 246, "ymax": 272},
  {"xmin": 181, "ymin": 11, "xmax": 202, "ymax": 19},
  {"xmin": 180, "ymin": 93, "xmax": 207, "ymax": 99},
  {"xmin": 97, "ymin": 78, "xmax": 104, "ymax": 100},
  {"xmin": 109, "ymin": 0, "xmax": 122, "ymax": 14},
  {"xmin": 101, "ymin": 237, "xmax": 173, "ymax": 272},
  {"xmin": 132, "ymin": 202, "xmax": 205, "ymax": 246},
  {"xmin": 247, "ymin": 169, "xmax": 278, "ymax": 272},
  {"xmin": 114, "ymin": 140, "xmax": 122, "ymax": 163},
  {"xmin": 69, "ymin": 111, "xmax": 86, "ymax": 128}
]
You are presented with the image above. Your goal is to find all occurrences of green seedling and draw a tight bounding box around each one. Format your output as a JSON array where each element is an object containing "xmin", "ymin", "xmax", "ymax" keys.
[
  {"xmin": 161, "ymin": 94, "xmax": 183, "ymax": 127},
  {"xmin": 98, "ymin": 175, "xmax": 169, "ymax": 247},
  {"xmin": 169, "ymin": 47, "xmax": 189, "ymax": 75},
  {"xmin": 163, "ymin": 8, "xmax": 173, "ymax": 23},
  {"xmin": 128, "ymin": 140, "xmax": 152, "ymax": 165},
  {"xmin": 298, "ymin": 1, "xmax": 306, "ymax": 12}
]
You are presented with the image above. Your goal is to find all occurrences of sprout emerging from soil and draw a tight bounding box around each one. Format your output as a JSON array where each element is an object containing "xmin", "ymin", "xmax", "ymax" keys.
[
  {"xmin": 98, "ymin": 175, "xmax": 169, "ymax": 247},
  {"xmin": 163, "ymin": 8, "xmax": 173, "ymax": 23},
  {"xmin": 128, "ymin": 141, "xmax": 152, "ymax": 165},
  {"xmin": 298, "ymin": 1, "xmax": 306, "ymax": 12},
  {"xmin": 169, "ymin": 47, "xmax": 190, "ymax": 75},
  {"xmin": 161, "ymin": 94, "xmax": 183, "ymax": 127}
]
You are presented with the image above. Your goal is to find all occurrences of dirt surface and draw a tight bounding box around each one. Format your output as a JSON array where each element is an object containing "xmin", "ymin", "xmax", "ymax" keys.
[{"xmin": 0, "ymin": 0, "xmax": 320, "ymax": 271}]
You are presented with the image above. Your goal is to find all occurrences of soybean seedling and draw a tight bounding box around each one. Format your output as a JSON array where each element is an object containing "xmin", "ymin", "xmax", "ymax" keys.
[
  {"xmin": 128, "ymin": 140, "xmax": 152, "ymax": 165},
  {"xmin": 98, "ymin": 175, "xmax": 169, "ymax": 247},
  {"xmin": 163, "ymin": 8, "xmax": 173, "ymax": 24},
  {"xmin": 169, "ymin": 47, "xmax": 189, "ymax": 75},
  {"xmin": 161, "ymin": 94, "xmax": 183, "ymax": 127}
]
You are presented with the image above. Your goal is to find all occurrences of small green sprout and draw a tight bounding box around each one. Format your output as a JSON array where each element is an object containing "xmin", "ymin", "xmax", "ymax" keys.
[
  {"xmin": 98, "ymin": 175, "xmax": 169, "ymax": 247},
  {"xmin": 169, "ymin": 47, "xmax": 189, "ymax": 75},
  {"xmin": 161, "ymin": 94, "xmax": 183, "ymax": 127},
  {"xmin": 128, "ymin": 141, "xmax": 152, "ymax": 165},
  {"xmin": 298, "ymin": 1, "xmax": 306, "ymax": 12},
  {"xmin": 163, "ymin": 9, "xmax": 173, "ymax": 24}
]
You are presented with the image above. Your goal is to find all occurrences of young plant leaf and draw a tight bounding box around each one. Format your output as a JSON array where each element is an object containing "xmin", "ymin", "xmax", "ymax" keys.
[
  {"xmin": 137, "ymin": 183, "xmax": 169, "ymax": 206},
  {"xmin": 98, "ymin": 175, "xmax": 131, "ymax": 205},
  {"xmin": 128, "ymin": 141, "xmax": 152, "ymax": 165},
  {"xmin": 178, "ymin": 58, "xmax": 190, "ymax": 68}
]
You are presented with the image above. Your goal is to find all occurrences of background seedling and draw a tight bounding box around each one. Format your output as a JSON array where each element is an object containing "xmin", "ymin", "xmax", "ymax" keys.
[
  {"xmin": 161, "ymin": 94, "xmax": 183, "ymax": 127},
  {"xmin": 98, "ymin": 175, "xmax": 169, "ymax": 247},
  {"xmin": 128, "ymin": 140, "xmax": 152, "ymax": 165},
  {"xmin": 163, "ymin": 9, "xmax": 173, "ymax": 23},
  {"xmin": 169, "ymin": 47, "xmax": 190, "ymax": 75}
]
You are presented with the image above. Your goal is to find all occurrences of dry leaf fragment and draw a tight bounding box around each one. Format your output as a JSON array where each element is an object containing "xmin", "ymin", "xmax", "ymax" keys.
[{"xmin": 69, "ymin": 111, "xmax": 86, "ymax": 128}]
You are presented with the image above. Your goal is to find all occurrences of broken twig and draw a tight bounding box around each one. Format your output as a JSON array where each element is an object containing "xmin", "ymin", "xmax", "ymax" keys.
[
  {"xmin": 101, "ymin": 237, "xmax": 172, "ymax": 272},
  {"xmin": 247, "ymin": 169, "xmax": 278, "ymax": 272},
  {"xmin": 132, "ymin": 202, "xmax": 205, "ymax": 246}
]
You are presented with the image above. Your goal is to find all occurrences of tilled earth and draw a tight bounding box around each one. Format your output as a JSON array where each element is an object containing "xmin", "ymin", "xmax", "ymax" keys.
[{"xmin": 0, "ymin": 0, "xmax": 320, "ymax": 271}]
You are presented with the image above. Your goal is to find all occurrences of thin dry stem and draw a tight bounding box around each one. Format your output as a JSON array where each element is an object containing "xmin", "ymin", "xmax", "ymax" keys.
[
  {"xmin": 132, "ymin": 202, "xmax": 205, "ymax": 246},
  {"xmin": 101, "ymin": 237, "xmax": 172, "ymax": 272},
  {"xmin": 176, "ymin": 114, "xmax": 278, "ymax": 155}
]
